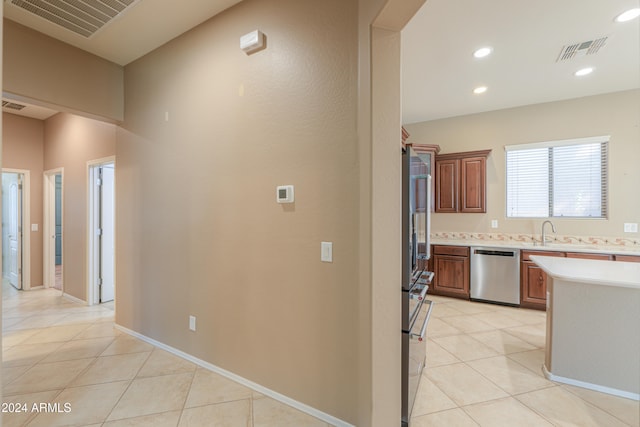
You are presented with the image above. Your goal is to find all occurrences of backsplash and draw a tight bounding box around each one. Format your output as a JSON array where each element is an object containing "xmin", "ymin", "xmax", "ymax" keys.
[{"xmin": 432, "ymin": 231, "xmax": 640, "ymax": 248}]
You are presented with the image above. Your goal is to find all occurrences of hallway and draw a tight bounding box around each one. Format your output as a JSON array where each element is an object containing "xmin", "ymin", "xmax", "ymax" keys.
[{"xmin": 2, "ymin": 284, "xmax": 331, "ymax": 426}]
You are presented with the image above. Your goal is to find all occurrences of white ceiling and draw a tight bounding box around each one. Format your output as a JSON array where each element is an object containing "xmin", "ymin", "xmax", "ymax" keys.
[
  {"xmin": 3, "ymin": 0, "xmax": 639, "ymax": 124},
  {"xmin": 3, "ymin": 0, "xmax": 243, "ymax": 66},
  {"xmin": 401, "ymin": 0, "xmax": 640, "ymax": 124}
]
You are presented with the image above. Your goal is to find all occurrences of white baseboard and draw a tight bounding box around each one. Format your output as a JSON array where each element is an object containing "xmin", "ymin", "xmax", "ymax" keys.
[
  {"xmin": 115, "ymin": 324, "xmax": 354, "ymax": 427},
  {"xmin": 543, "ymin": 364, "xmax": 640, "ymax": 401},
  {"xmin": 62, "ymin": 292, "xmax": 86, "ymax": 305}
]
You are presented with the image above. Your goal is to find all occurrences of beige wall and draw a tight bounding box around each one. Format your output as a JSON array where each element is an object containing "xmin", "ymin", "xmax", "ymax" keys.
[
  {"xmin": 2, "ymin": 113, "xmax": 45, "ymax": 287},
  {"xmin": 117, "ymin": 0, "xmax": 361, "ymax": 422},
  {"xmin": 0, "ymin": 0, "xmax": 421, "ymax": 423},
  {"xmin": 3, "ymin": 19, "xmax": 124, "ymax": 123},
  {"xmin": 405, "ymin": 89, "xmax": 640, "ymax": 239},
  {"xmin": 44, "ymin": 113, "xmax": 116, "ymax": 300},
  {"xmin": 1, "ymin": 8, "xmax": 4, "ymax": 392}
]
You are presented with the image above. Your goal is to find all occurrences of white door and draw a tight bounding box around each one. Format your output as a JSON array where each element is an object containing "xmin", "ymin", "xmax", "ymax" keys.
[
  {"xmin": 99, "ymin": 165, "xmax": 115, "ymax": 302},
  {"xmin": 5, "ymin": 173, "xmax": 23, "ymax": 289}
]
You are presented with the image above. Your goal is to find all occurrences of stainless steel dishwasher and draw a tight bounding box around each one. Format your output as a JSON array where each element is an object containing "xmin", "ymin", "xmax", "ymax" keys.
[{"xmin": 470, "ymin": 247, "xmax": 520, "ymax": 305}]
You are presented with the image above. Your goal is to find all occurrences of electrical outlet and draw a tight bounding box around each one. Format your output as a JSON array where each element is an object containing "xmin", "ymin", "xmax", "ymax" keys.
[
  {"xmin": 624, "ymin": 223, "xmax": 638, "ymax": 233},
  {"xmin": 189, "ymin": 315, "xmax": 196, "ymax": 331},
  {"xmin": 491, "ymin": 220, "xmax": 498, "ymax": 229}
]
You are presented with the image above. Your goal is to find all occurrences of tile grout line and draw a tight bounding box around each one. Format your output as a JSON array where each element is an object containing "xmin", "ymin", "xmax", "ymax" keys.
[{"xmin": 101, "ymin": 347, "xmax": 155, "ymax": 424}]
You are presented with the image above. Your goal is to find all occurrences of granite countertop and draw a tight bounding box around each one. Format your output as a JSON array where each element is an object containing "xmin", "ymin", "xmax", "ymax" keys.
[
  {"xmin": 530, "ymin": 255, "xmax": 640, "ymax": 289},
  {"xmin": 430, "ymin": 238, "xmax": 640, "ymax": 256}
]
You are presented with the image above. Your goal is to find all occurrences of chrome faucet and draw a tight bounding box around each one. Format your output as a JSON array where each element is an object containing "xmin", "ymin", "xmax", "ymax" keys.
[{"xmin": 541, "ymin": 220, "xmax": 556, "ymax": 246}]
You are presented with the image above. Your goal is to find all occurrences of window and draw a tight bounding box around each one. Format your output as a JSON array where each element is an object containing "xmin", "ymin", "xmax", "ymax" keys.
[{"xmin": 505, "ymin": 136, "xmax": 608, "ymax": 218}]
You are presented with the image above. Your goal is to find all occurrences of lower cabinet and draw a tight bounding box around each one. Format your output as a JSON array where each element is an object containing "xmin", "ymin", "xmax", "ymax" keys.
[
  {"xmin": 520, "ymin": 251, "xmax": 565, "ymax": 310},
  {"xmin": 429, "ymin": 245, "xmax": 470, "ymax": 299},
  {"xmin": 520, "ymin": 250, "xmax": 632, "ymax": 310},
  {"xmin": 566, "ymin": 252, "xmax": 612, "ymax": 260},
  {"xmin": 615, "ymin": 254, "xmax": 640, "ymax": 262}
]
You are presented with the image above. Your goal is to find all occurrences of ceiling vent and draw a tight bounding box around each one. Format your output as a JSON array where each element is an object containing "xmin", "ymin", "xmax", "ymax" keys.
[
  {"xmin": 8, "ymin": 0, "xmax": 138, "ymax": 38},
  {"xmin": 2, "ymin": 101, "xmax": 27, "ymax": 111},
  {"xmin": 556, "ymin": 37, "xmax": 608, "ymax": 62}
]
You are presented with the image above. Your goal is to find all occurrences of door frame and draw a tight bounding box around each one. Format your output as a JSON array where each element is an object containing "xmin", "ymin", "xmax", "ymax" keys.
[
  {"xmin": 43, "ymin": 168, "xmax": 63, "ymax": 290},
  {"xmin": 87, "ymin": 156, "xmax": 116, "ymax": 306},
  {"xmin": 2, "ymin": 169, "xmax": 31, "ymax": 290}
]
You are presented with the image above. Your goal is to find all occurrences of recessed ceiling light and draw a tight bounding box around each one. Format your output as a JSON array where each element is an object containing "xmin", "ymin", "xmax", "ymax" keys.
[
  {"xmin": 574, "ymin": 67, "xmax": 594, "ymax": 77},
  {"xmin": 615, "ymin": 8, "xmax": 640, "ymax": 22},
  {"xmin": 473, "ymin": 47, "xmax": 493, "ymax": 59},
  {"xmin": 473, "ymin": 86, "xmax": 488, "ymax": 94}
]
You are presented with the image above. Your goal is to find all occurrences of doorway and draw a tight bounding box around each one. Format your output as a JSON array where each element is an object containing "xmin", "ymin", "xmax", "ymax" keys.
[
  {"xmin": 88, "ymin": 159, "xmax": 115, "ymax": 305},
  {"xmin": 2, "ymin": 172, "xmax": 23, "ymax": 290},
  {"xmin": 44, "ymin": 169, "xmax": 63, "ymax": 291},
  {"xmin": 2, "ymin": 170, "xmax": 32, "ymax": 291}
]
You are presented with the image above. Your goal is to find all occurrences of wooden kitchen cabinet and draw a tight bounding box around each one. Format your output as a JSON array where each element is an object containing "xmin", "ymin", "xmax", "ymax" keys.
[
  {"xmin": 520, "ymin": 250, "xmax": 565, "ymax": 310},
  {"xmin": 430, "ymin": 245, "xmax": 470, "ymax": 299},
  {"xmin": 566, "ymin": 252, "xmax": 612, "ymax": 260},
  {"xmin": 435, "ymin": 150, "xmax": 491, "ymax": 213},
  {"xmin": 435, "ymin": 159, "xmax": 458, "ymax": 212},
  {"xmin": 615, "ymin": 254, "xmax": 640, "ymax": 262}
]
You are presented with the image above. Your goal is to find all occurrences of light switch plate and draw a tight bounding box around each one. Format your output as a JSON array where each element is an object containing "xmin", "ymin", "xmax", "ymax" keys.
[
  {"xmin": 189, "ymin": 315, "xmax": 196, "ymax": 331},
  {"xmin": 31, "ymin": 224, "xmax": 39, "ymax": 232},
  {"xmin": 321, "ymin": 242, "xmax": 333, "ymax": 262},
  {"xmin": 624, "ymin": 223, "xmax": 638, "ymax": 233}
]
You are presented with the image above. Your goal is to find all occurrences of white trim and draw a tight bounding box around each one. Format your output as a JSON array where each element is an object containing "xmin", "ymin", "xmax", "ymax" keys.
[
  {"xmin": 2, "ymin": 169, "xmax": 31, "ymax": 290},
  {"xmin": 504, "ymin": 135, "xmax": 610, "ymax": 152},
  {"xmin": 115, "ymin": 324, "xmax": 355, "ymax": 427},
  {"xmin": 543, "ymin": 364, "xmax": 639, "ymax": 401},
  {"xmin": 43, "ymin": 168, "xmax": 64, "ymax": 291},
  {"xmin": 62, "ymin": 292, "xmax": 86, "ymax": 305},
  {"xmin": 86, "ymin": 156, "xmax": 116, "ymax": 306}
]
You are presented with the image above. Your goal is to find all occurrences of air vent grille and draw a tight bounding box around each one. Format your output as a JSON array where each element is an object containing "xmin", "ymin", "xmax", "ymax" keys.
[
  {"xmin": 9, "ymin": 0, "xmax": 138, "ymax": 38},
  {"xmin": 556, "ymin": 37, "xmax": 608, "ymax": 62},
  {"xmin": 2, "ymin": 101, "xmax": 27, "ymax": 111}
]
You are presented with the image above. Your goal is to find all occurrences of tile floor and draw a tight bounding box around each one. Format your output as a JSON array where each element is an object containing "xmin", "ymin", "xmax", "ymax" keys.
[
  {"xmin": 2, "ymin": 283, "xmax": 330, "ymax": 427},
  {"xmin": 412, "ymin": 294, "xmax": 640, "ymax": 426},
  {"xmin": 2, "ymin": 284, "xmax": 639, "ymax": 426}
]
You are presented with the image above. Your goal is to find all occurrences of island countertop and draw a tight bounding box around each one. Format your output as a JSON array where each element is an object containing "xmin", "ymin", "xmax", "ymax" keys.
[{"xmin": 530, "ymin": 255, "xmax": 640, "ymax": 289}]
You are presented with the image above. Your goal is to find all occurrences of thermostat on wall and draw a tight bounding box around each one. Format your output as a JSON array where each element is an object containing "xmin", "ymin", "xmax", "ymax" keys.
[{"xmin": 276, "ymin": 185, "xmax": 294, "ymax": 203}]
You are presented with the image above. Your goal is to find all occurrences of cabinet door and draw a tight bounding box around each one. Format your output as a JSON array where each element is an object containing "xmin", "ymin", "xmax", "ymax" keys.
[
  {"xmin": 435, "ymin": 159, "xmax": 458, "ymax": 212},
  {"xmin": 459, "ymin": 156, "xmax": 486, "ymax": 213},
  {"xmin": 521, "ymin": 261, "xmax": 547, "ymax": 310},
  {"xmin": 433, "ymin": 255, "xmax": 469, "ymax": 298}
]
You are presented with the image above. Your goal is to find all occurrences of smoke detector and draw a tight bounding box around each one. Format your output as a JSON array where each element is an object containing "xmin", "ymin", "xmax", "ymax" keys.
[{"xmin": 556, "ymin": 36, "xmax": 608, "ymax": 62}]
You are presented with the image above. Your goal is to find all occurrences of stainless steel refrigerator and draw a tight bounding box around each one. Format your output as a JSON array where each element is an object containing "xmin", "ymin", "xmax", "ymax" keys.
[{"xmin": 401, "ymin": 145, "xmax": 434, "ymax": 426}]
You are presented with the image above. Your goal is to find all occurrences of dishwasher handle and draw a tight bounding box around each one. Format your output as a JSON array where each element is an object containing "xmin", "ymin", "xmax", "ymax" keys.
[{"xmin": 474, "ymin": 249, "xmax": 516, "ymax": 257}]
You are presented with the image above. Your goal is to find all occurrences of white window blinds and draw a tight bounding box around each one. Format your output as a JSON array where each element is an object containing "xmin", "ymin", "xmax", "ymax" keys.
[{"xmin": 505, "ymin": 136, "xmax": 608, "ymax": 218}]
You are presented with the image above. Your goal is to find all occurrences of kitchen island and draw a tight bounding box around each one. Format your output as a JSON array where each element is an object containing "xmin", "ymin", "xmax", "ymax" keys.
[{"xmin": 531, "ymin": 256, "xmax": 640, "ymax": 400}]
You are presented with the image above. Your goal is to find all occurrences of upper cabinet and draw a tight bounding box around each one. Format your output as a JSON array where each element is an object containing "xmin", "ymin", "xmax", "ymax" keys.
[{"xmin": 435, "ymin": 149, "xmax": 491, "ymax": 213}]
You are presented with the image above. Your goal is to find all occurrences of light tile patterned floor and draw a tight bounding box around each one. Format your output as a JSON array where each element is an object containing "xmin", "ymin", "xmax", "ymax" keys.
[
  {"xmin": 412, "ymin": 294, "xmax": 640, "ymax": 426},
  {"xmin": 3, "ymin": 284, "xmax": 639, "ymax": 426},
  {"xmin": 2, "ymin": 284, "xmax": 330, "ymax": 427}
]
